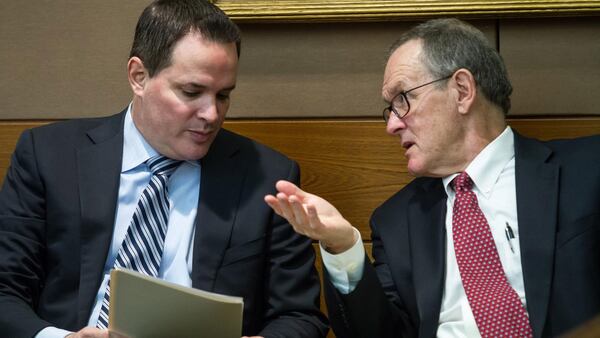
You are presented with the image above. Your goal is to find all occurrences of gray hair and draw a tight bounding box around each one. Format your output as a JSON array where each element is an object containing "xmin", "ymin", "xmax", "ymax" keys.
[{"xmin": 388, "ymin": 18, "xmax": 512, "ymax": 114}]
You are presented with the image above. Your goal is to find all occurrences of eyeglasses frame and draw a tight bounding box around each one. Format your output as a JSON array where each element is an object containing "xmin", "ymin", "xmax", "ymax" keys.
[{"xmin": 382, "ymin": 74, "xmax": 453, "ymax": 122}]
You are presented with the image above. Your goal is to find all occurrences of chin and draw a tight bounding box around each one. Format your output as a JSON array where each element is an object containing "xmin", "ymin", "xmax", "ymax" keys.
[
  {"xmin": 183, "ymin": 149, "xmax": 210, "ymax": 161},
  {"xmin": 406, "ymin": 165, "xmax": 424, "ymax": 177},
  {"xmin": 169, "ymin": 145, "xmax": 211, "ymax": 161},
  {"xmin": 406, "ymin": 157, "xmax": 426, "ymax": 177}
]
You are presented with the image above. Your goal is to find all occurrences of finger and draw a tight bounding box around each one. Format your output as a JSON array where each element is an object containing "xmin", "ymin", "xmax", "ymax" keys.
[
  {"xmin": 306, "ymin": 204, "xmax": 324, "ymax": 230},
  {"xmin": 275, "ymin": 180, "xmax": 310, "ymax": 201},
  {"xmin": 264, "ymin": 195, "xmax": 283, "ymax": 215},
  {"xmin": 275, "ymin": 192, "xmax": 296, "ymax": 223},
  {"xmin": 288, "ymin": 195, "xmax": 309, "ymax": 227}
]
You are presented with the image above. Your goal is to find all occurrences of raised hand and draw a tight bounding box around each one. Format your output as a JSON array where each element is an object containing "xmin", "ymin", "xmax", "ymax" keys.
[{"xmin": 264, "ymin": 180, "xmax": 358, "ymax": 254}]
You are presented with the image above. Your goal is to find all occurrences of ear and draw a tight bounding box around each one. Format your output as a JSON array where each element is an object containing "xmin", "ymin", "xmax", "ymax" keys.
[
  {"xmin": 452, "ymin": 68, "xmax": 476, "ymax": 115},
  {"xmin": 127, "ymin": 57, "xmax": 148, "ymax": 97}
]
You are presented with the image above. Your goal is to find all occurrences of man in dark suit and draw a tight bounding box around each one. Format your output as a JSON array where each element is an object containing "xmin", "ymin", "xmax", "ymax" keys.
[
  {"xmin": 266, "ymin": 18, "xmax": 600, "ymax": 337},
  {"xmin": 0, "ymin": 1, "xmax": 327, "ymax": 337}
]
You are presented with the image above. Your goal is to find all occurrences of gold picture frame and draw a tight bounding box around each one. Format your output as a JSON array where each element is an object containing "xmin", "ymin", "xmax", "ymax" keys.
[{"xmin": 214, "ymin": 0, "xmax": 600, "ymax": 22}]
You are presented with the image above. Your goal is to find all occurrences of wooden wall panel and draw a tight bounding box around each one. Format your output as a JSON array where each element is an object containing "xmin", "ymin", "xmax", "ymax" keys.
[
  {"xmin": 225, "ymin": 119, "xmax": 407, "ymax": 237},
  {"xmin": 226, "ymin": 118, "xmax": 600, "ymax": 237},
  {"xmin": 1, "ymin": 117, "xmax": 598, "ymax": 338},
  {"xmin": 0, "ymin": 121, "xmax": 49, "ymax": 189},
  {"xmin": 2, "ymin": 118, "xmax": 598, "ymax": 239}
]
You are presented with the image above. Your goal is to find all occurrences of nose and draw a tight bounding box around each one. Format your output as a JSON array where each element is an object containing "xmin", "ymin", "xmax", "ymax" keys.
[
  {"xmin": 195, "ymin": 96, "xmax": 220, "ymax": 123},
  {"xmin": 385, "ymin": 113, "xmax": 406, "ymax": 136}
]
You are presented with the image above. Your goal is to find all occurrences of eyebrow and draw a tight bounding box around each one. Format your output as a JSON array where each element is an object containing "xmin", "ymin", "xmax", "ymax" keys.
[
  {"xmin": 184, "ymin": 82, "xmax": 236, "ymax": 92},
  {"xmin": 221, "ymin": 85, "xmax": 236, "ymax": 92},
  {"xmin": 382, "ymin": 82, "xmax": 406, "ymax": 103}
]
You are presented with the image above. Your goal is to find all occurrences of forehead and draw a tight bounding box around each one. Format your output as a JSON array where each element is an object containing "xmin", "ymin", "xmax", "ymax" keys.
[
  {"xmin": 382, "ymin": 39, "xmax": 428, "ymax": 100},
  {"xmin": 157, "ymin": 32, "xmax": 238, "ymax": 86},
  {"xmin": 170, "ymin": 32, "xmax": 237, "ymax": 65}
]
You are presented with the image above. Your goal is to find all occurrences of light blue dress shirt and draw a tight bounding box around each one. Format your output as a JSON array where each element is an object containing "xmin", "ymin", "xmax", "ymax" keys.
[{"xmin": 37, "ymin": 106, "xmax": 201, "ymax": 337}]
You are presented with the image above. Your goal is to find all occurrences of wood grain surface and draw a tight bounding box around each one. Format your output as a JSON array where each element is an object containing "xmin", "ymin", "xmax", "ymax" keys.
[
  {"xmin": 1, "ymin": 117, "xmax": 599, "ymax": 239},
  {"xmin": 1, "ymin": 117, "xmax": 598, "ymax": 338}
]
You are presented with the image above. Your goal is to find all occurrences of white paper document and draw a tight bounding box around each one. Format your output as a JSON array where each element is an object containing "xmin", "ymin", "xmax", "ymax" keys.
[{"xmin": 109, "ymin": 268, "xmax": 244, "ymax": 338}]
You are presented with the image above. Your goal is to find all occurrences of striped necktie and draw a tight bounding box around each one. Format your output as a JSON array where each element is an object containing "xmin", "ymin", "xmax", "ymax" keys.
[
  {"xmin": 452, "ymin": 171, "xmax": 533, "ymax": 337},
  {"xmin": 96, "ymin": 155, "xmax": 182, "ymax": 329}
]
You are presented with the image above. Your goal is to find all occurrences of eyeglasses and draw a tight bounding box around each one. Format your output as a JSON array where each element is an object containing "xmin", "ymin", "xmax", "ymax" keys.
[{"xmin": 382, "ymin": 75, "xmax": 452, "ymax": 122}]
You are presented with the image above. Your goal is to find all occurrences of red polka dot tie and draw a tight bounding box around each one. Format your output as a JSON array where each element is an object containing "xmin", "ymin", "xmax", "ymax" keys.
[{"xmin": 452, "ymin": 172, "xmax": 533, "ymax": 338}]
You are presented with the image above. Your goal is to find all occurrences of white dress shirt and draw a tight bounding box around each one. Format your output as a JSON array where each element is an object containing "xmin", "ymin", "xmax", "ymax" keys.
[
  {"xmin": 37, "ymin": 106, "xmax": 201, "ymax": 337},
  {"xmin": 322, "ymin": 127, "xmax": 528, "ymax": 337}
]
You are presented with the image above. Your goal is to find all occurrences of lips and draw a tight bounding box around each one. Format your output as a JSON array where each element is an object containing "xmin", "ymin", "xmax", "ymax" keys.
[
  {"xmin": 187, "ymin": 129, "xmax": 213, "ymax": 143},
  {"xmin": 402, "ymin": 141, "xmax": 415, "ymax": 150}
]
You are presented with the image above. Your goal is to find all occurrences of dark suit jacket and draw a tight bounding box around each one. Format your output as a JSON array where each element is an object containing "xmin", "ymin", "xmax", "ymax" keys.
[
  {"xmin": 0, "ymin": 111, "xmax": 328, "ymax": 338},
  {"xmin": 325, "ymin": 132, "xmax": 600, "ymax": 338}
]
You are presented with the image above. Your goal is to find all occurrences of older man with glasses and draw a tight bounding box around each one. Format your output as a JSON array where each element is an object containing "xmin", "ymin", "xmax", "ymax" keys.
[{"xmin": 266, "ymin": 18, "xmax": 600, "ymax": 338}]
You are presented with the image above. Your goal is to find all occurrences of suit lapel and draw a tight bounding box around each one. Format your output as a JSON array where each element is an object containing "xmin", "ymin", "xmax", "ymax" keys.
[
  {"xmin": 192, "ymin": 129, "xmax": 246, "ymax": 291},
  {"xmin": 513, "ymin": 132, "xmax": 558, "ymax": 337},
  {"xmin": 76, "ymin": 112, "xmax": 125, "ymax": 325},
  {"xmin": 408, "ymin": 179, "xmax": 447, "ymax": 337}
]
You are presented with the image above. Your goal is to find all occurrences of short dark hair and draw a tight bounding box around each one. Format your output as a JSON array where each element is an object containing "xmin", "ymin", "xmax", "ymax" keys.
[
  {"xmin": 388, "ymin": 18, "xmax": 513, "ymax": 115},
  {"xmin": 130, "ymin": 0, "xmax": 241, "ymax": 77}
]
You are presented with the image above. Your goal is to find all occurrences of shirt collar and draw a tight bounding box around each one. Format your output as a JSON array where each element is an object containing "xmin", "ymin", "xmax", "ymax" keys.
[
  {"xmin": 443, "ymin": 126, "xmax": 514, "ymax": 198},
  {"xmin": 122, "ymin": 103, "xmax": 158, "ymax": 173}
]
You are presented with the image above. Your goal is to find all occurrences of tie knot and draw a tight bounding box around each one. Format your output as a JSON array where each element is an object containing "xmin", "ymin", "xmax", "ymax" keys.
[
  {"xmin": 147, "ymin": 155, "xmax": 182, "ymax": 178},
  {"xmin": 452, "ymin": 171, "xmax": 473, "ymax": 192}
]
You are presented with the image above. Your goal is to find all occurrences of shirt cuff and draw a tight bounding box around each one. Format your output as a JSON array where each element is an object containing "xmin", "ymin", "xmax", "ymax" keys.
[
  {"xmin": 320, "ymin": 227, "xmax": 365, "ymax": 294},
  {"xmin": 35, "ymin": 326, "xmax": 73, "ymax": 338}
]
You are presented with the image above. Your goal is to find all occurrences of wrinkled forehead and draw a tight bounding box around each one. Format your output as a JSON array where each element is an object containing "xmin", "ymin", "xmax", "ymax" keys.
[{"xmin": 382, "ymin": 39, "xmax": 428, "ymax": 100}]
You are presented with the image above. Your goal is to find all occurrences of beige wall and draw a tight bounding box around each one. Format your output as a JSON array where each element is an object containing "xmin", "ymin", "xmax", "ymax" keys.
[
  {"xmin": 0, "ymin": 1, "xmax": 147, "ymax": 119},
  {"xmin": 1, "ymin": 2, "xmax": 598, "ymax": 119},
  {"xmin": 231, "ymin": 21, "xmax": 495, "ymax": 118},
  {"xmin": 501, "ymin": 17, "xmax": 600, "ymax": 116}
]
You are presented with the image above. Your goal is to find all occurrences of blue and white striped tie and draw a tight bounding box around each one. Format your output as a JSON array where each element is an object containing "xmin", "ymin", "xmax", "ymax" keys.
[{"xmin": 96, "ymin": 155, "xmax": 181, "ymax": 329}]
